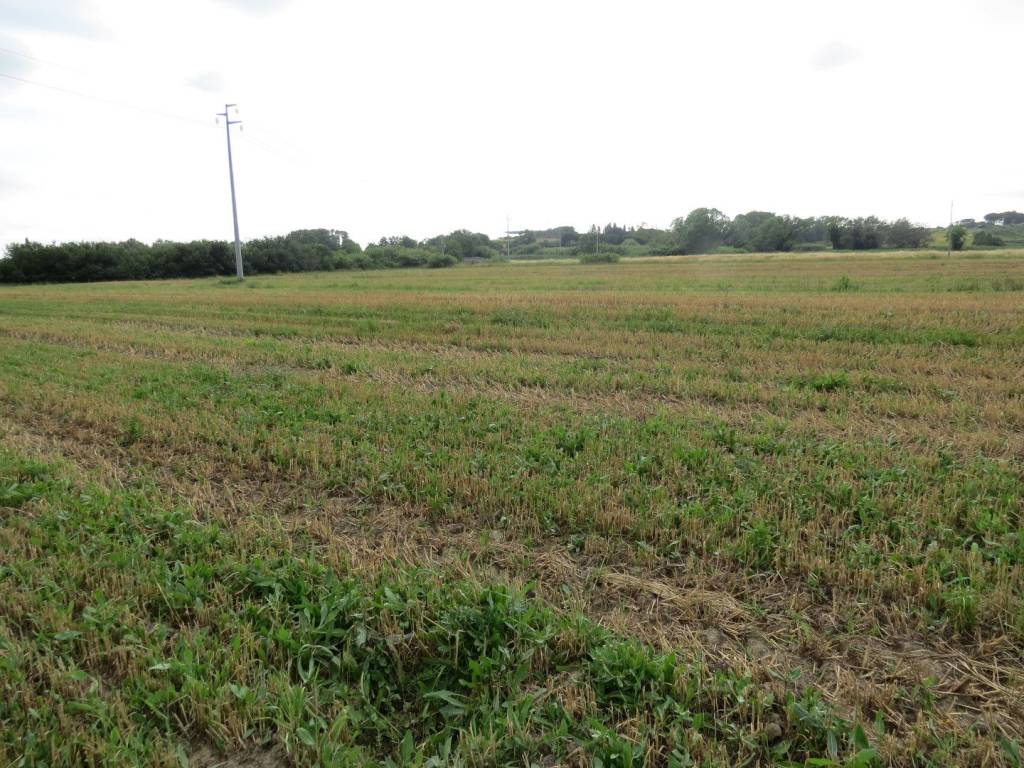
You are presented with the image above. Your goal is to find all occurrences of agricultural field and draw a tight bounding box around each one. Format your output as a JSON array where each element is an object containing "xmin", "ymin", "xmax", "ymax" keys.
[{"xmin": 1, "ymin": 249, "xmax": 1022, "ymax": 767}]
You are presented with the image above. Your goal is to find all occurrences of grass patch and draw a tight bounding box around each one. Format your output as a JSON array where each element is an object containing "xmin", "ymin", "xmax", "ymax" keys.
[
  {"xmin": 830, "ymin": 275, "xmax": 859, "ymax": 292},
  {"xmin": 0, "ymin": 449, "xmax": 866, "ymax": 766},
  {"xmin": 794, "ymin": 371, "xmax": 850, "ymax": 392}
]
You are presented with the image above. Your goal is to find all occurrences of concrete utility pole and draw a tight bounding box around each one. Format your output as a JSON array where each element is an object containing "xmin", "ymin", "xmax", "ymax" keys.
[
  {"xmin": 504, "ymin": 218, "xmax": 527, "ymax": 259},
  {"xmin": 947, "ymin": 200, "xmax": 953, "ymax": 259},
  {"xmin": 217, "ymin": 104, "xmax": 244, "ymax": 279}
]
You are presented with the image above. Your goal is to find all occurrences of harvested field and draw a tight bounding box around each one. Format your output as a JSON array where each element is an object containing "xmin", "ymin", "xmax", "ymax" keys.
[{"xmin": 1, "ymin": 250, "xmax": 1022, "ymax": 766}]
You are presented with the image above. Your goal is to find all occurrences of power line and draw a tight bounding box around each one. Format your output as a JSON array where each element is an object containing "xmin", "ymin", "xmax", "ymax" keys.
[
  {"xmin": 0, "ymin": 46, "xmax": 81, "ymax": 73},
  {"xmin": 3, "ymin": 63, "xmax": 362, "ymax": 238},
  {"xmin": 2, "ymin": 67, "xmax": 345, "ymax": 181},
  {"xmin": 2, "ymin": 69, "xmax": 328, "ymax": 171},
  {"xmin": 237, "ymin": 129, "xmax": 306, "ymax": 167},
  {"xmin": 0, "ymin": 70, "xmax": 210, "ymax": 127}
]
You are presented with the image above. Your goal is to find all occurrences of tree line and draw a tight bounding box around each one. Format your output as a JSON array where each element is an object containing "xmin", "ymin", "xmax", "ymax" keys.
[
  {"xmin": 516, "ymin": 209, "xmax": 1024, "ymax": 260},
  {"xmin": 3, "ymin": 208, "xmax": 1019, "ymax": 283},
  {"xmin": 0, "ymin": 229, "xmax": 462, "ymax": 284},
  {"xmin": 515, "ymin": 211, "xmax": 936, "ymax": 259}
]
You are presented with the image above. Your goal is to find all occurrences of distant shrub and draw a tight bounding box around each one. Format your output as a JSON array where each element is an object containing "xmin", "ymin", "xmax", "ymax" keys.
[
  {"xmin": 972, "ymin": 230, "xmax": 1004, "ymax": 247},
  {"xmin": 830, "ymin": 275, "xmax": 859, "ymax": 292},
  {"xmin": 579, "ymin": 251, "xmax": 620, "ymax": 264},
  {"xmin": 334, "ymin": 251, "xmax": 373, "ymax": 270},
  {"xmin": 362, "ymin": 245, "xmax": 437, "ymax": 268},
  {"xmin": 647, "ymin": 239, "xmax": 683, "ymax": 256},
  {"xmin": 427, "ymin": 252, "xmax": 458, "ymax": 268},
  {"xmin": 512, "ymin": 242, "xmax": 542, "ymax": 256}
]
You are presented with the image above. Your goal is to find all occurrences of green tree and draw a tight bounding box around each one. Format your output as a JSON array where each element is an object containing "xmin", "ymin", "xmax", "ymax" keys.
[
  {"xmin": 884, "ymin": 218, "xmax": 928, "ymax": 249},
  {"xmin": 949, "ymin": 225, "xmax": 967, "ymax": 251},
  {"xmin": 972, "ymin": 230, "xmax": 1004, "ymax": 247},
  {"xmin": 983, "ymin": 211, "xmax": 1024, "ymax": 225},
  {"xmin": 827, "ymin": 217, "xmax": 885, "ymax": 250},
  {"xmin": 826, "ymin": 217, "xmax": 845, "ymax": 249},
  {"xmin": 601, "ymin": 223, "xmax": 628, "ymax": 246},
  {"xmin": 425, "ymin": 230, "xmax": 497, "ymax": 261},
  {"xmin": 671, "ymin": 208, "xmax": 729, "ymax": 254},
  {"xmin": 575, "ymin": 226, "xmax": 600, "ymax": 254},
  {"xmin": 378, "ymin": 235, "xmax": 418, "ymax": 248},
  {"xmin": 728, "ymin": 211, "xmax": 797, "ymax": 252}
]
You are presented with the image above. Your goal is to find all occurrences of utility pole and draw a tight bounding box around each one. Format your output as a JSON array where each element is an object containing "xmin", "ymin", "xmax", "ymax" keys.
[
  {"xmin": 217, "ymin": 104, "xmax": 244, "ymax": 279},
  {"xmin": 503, "ymin": 218, "xmax": 526, "ymax": 260},
  {"xmin": 947, "ymin": 200, "xmax": 953, "ymax": 258}
]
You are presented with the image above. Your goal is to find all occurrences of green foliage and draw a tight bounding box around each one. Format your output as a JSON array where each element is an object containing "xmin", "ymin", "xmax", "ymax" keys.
[
  {"xmin": 671, "ymin": 208, "xmax": 730, "ymax": 254},
  {"xmin": 574, "ymin": 230, "xmax": 621, "ymax": 261},
  {"xmin": 972, "ymin": 230, "xmax": 1004, "ymax": 247},
  {"xmin": 830, "ymin": 217, "xmax": 883, "ymax": 249},
  {"xmin": 507, "ymin": 226, "xmax": 580, "ymax": 257},
  {"xmin": 728, "ymin": 211, "xmax": 798, "ymax": 252},
  {"xmin": 600, "ymin": 223, "xmax": 629, "ymax": 246},
  {"xmin": 0, "ymin": 229, "xmax": 461, "ymax": 284},
  {"xmin": 424, "ymin": 230, "xmax": 498, "ymax": 261},
  {"xmin": 362, "ymin": 244, "xmax": 454, "ymax": 269},
  {"xmin": 831, "ymin": 275, "xmax": 859, "ymax": 292},
  {"xmin": 573, "ymin": 226, "xmax": 626, "ymax": 258},
  {"xmin": 377, "ymin": 234, "xmax": 419, "ymax": 248},
  {"xmin": 797, "ymin": 371, "xmax": 850, "ymax": 392},
  {"xmin": 427, "ymin": 251, "xmax": 458, "ymax": 268},
  {"xmin": 243, "ymin": 229, "xmax": 362, "ymax": 273},
  {"xmin": 949, "ymin": 225, "xmax": 967, "ymax": 252},
  {"xmin": 824, "ymin": 217, "xmax": 928, "ymax": 250},
  {"xmin": 0, "ymin": 238, "xmax": 186, "ymax": 283},
  {"xmin": 983, "ymin": 210, "xmax": 1024, "ymax": 225},
  {"xmin": 647, "ymin": 211, "xmax": 930, "ymax": 256},
  {"xmin": 884, "ymin": 218, "xmax": 930, "ymax": 248},
  {"xmin": 578, "ymin": 251, "xmax": 620, "ymax": 264}
]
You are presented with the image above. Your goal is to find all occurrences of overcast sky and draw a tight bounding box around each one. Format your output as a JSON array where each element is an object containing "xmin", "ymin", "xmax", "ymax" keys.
[{"xmin": 1, "ymin": 0, "xmax": 1022, "ymax": 248}]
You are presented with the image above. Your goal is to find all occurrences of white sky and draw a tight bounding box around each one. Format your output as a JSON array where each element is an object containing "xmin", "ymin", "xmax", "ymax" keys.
[{"xmin": 1, "ymin": 0, "xmax": 1023, "ymax": 249}]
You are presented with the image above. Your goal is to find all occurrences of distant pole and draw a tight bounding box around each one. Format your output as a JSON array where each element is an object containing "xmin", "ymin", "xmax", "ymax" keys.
[
  {"xmin": 506, "ymin": 214, "xmax": 511, "ymax": 259},
  {"xmin": 217, "ymin": 103, "xmax": 244, "ymax": 279},
  {"xmin": 947, "ymin": 199, "xmax": 953, "ymax": 258}
]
